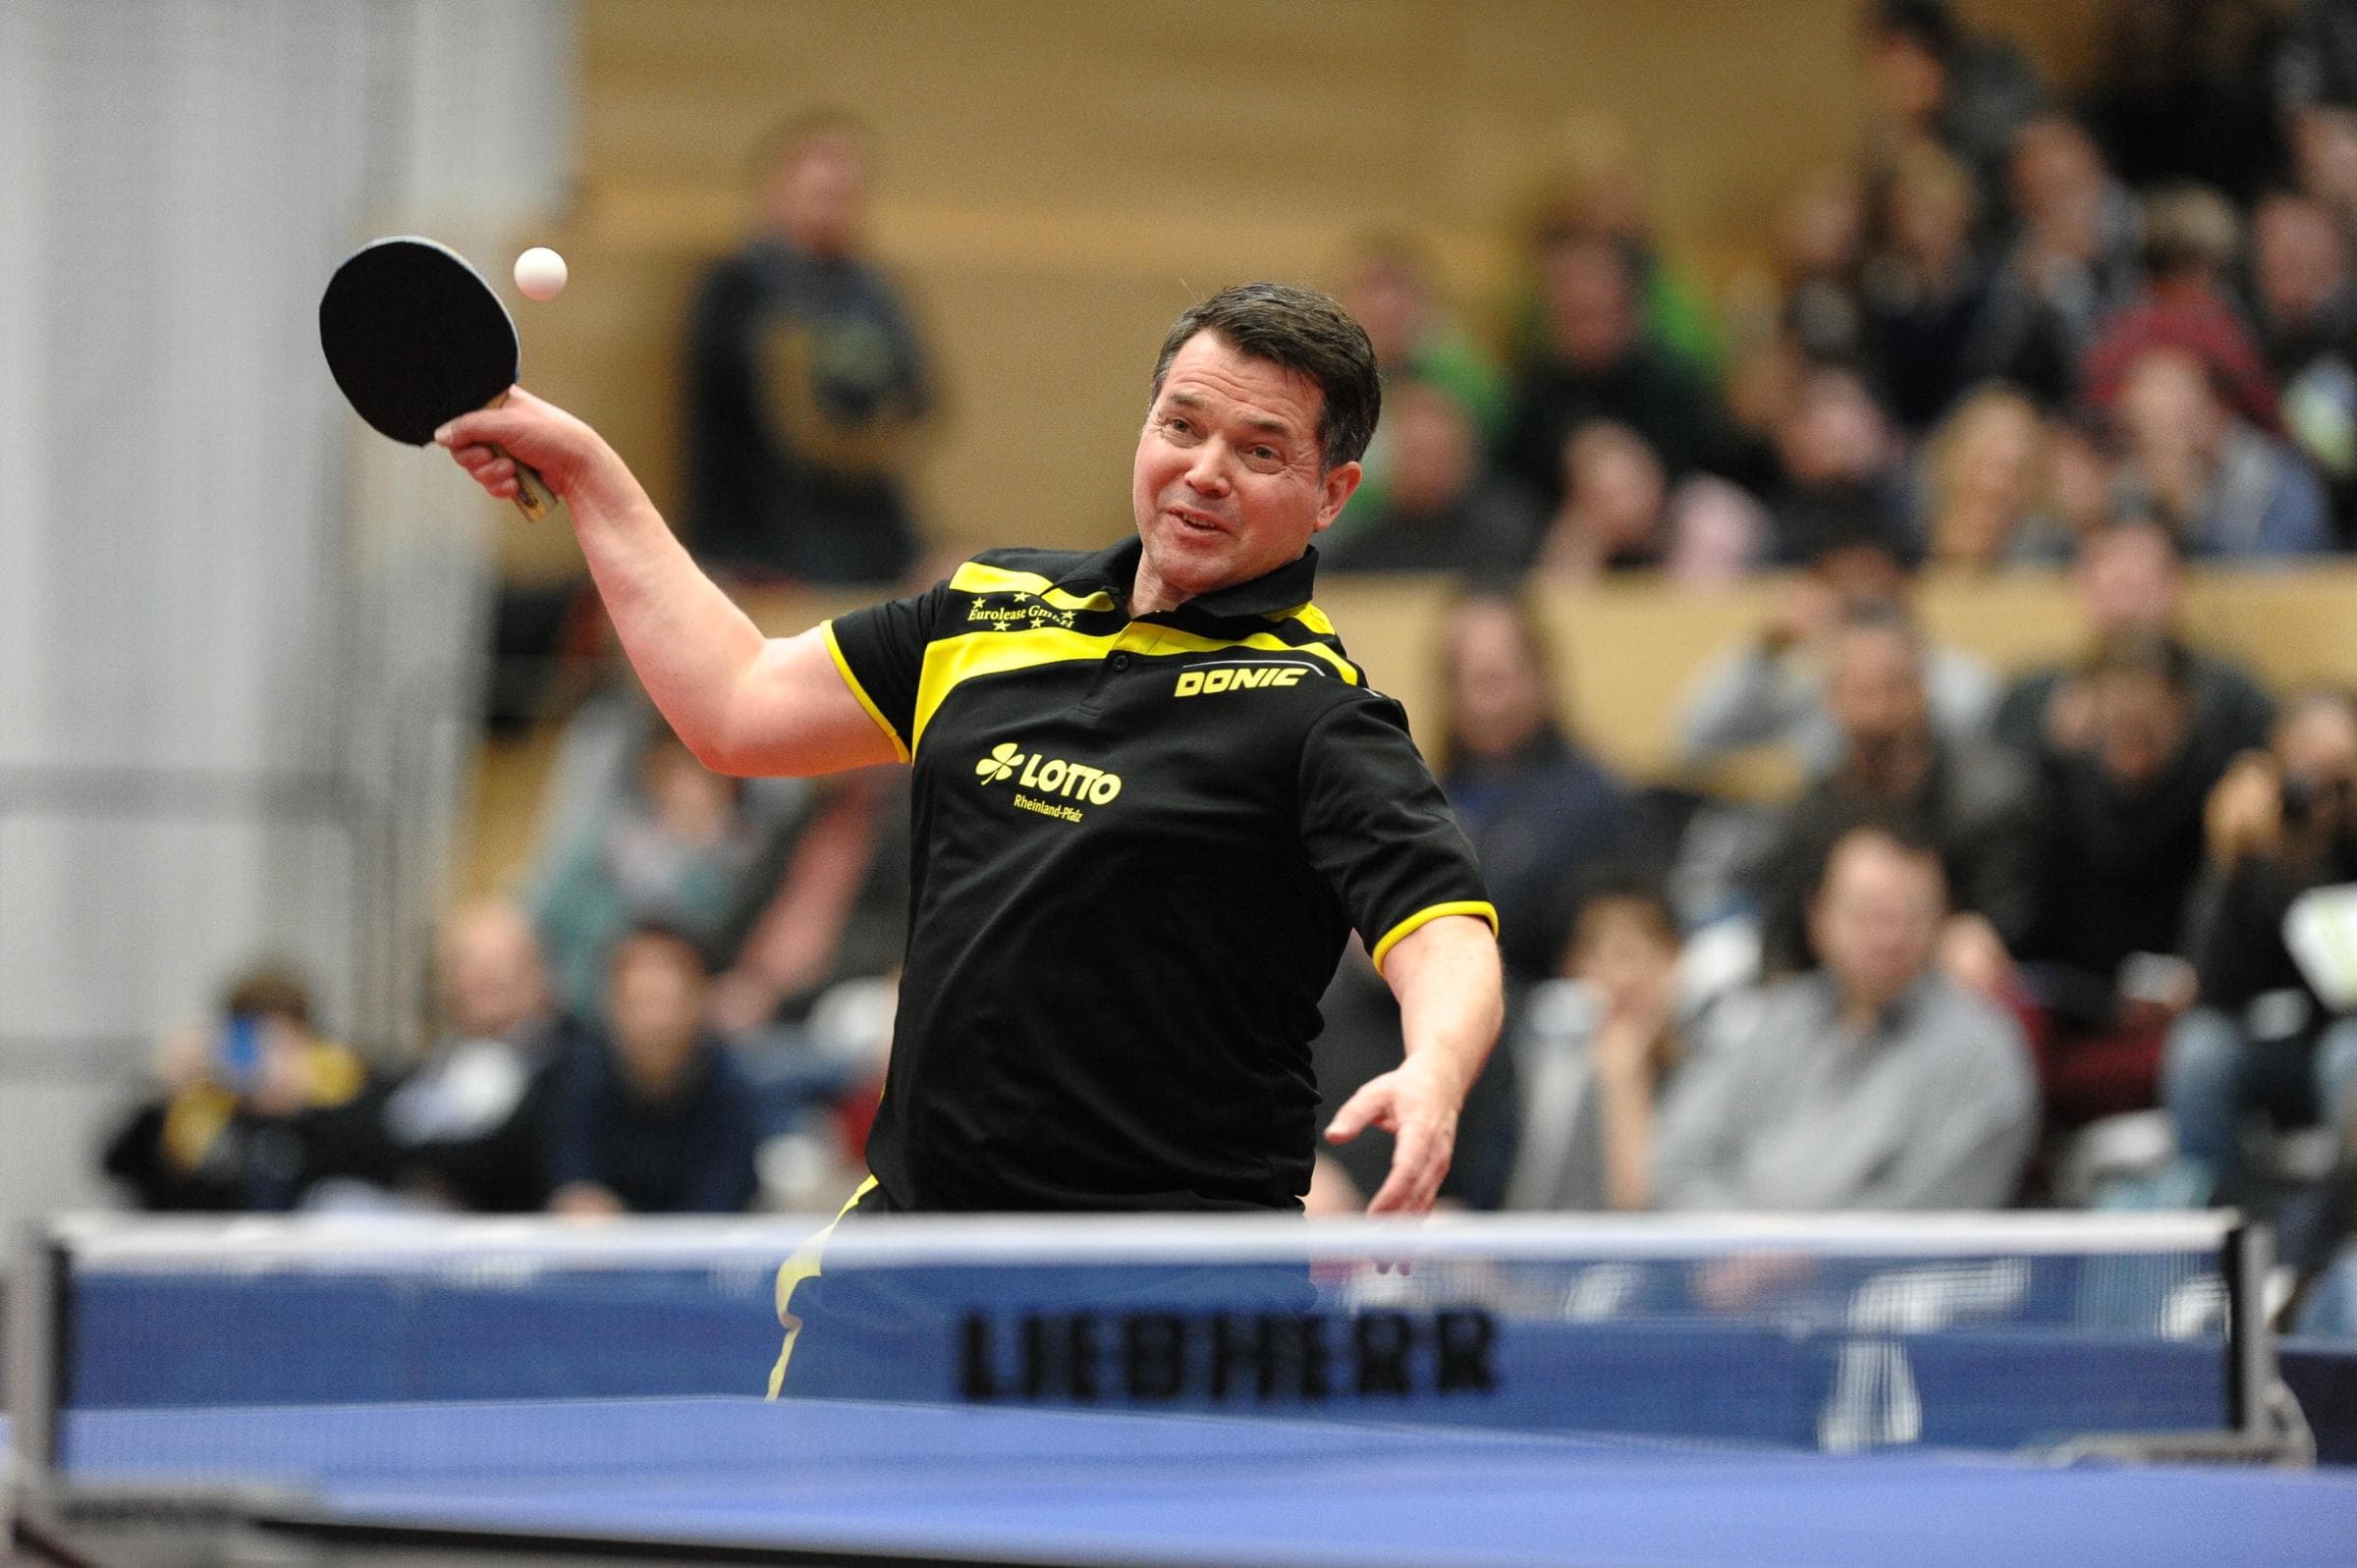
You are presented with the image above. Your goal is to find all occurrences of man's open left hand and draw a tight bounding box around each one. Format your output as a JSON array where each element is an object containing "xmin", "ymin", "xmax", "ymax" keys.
[{"xmin": 1324, "ymin": 1058, "xmax": 1458, "ymax": 1216}]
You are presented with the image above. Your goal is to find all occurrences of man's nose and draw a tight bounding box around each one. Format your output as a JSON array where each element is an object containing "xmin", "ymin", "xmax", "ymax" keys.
[{"xmin": 1184, "ymin": 442, "xmax": 1233, "ymax": 496}]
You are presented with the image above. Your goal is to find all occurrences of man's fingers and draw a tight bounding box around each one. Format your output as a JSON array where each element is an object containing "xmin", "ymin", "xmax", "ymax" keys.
[
  {"xmin": 434, "ymin": 390, "xmax": 536, "ymax": 452},
  {"xmin": 450, "ymin": 445, "xmax": 507, "ymax": 484},
  {"xmin": 445, "ymin": 438, "xmax": 524, "ymax": 500},
  {"xmin": 1324, "ymin": 1081, "xmax": 1395, "ymax": 1145},
  {"xmin": 1364, "ymin": 1165, "xmax": 1422, "ymax": 1215},
  {"xmin": 434, "ymin": 410, "xmax": 510, "ymax": 451},
  {"xmin": 433, "ymin": 388, "xmax": 595, "ymax": 502},
  {"xmin": 1364, "ymin": 1116, "xmax": 1453, "ymax": 1216}
]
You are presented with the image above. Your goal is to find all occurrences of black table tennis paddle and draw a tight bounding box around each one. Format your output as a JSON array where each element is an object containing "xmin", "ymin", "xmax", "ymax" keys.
[{"xmin": 319, "ymin": 236, "xmax": 555, "ymax": 521}]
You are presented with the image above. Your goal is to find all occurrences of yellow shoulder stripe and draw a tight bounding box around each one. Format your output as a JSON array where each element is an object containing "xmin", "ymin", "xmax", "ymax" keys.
[
  {"xmin": 1369, "ymin": 901, "xmax": 1501, "ymax": 975},
  {"xmin": 913, "ymin": 625, "xmax": 1121, "ymax": 752},
  {"xmin": 1288, "ymin": 601, "xmax": 1340, "ymax": 637},
  {"xmin": 908, "ymin": 621, "xmax": 1362, "ymax": 754},
  {"xmin": 821, "ymin": 621, "xmax": 911, "ymax": 763},
  {"xmin": 949, "ymin": 560, "xmax": 1118, "ymax": 613}
]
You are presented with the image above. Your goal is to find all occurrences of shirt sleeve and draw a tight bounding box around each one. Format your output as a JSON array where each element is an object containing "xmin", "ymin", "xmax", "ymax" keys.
[
  {"xmin": 821, "ymin": 579, "xmax": 950, "ymax": 763},
  {"xmin": 1296, "ymin": 694, "xmax": 1496, "ymax": 974}
]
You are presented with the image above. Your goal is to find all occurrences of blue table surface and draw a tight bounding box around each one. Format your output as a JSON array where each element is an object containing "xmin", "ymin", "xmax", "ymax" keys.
[{"xmin": 21, "ymin": 1396, "xmax": 2357, "ymax": 1568}]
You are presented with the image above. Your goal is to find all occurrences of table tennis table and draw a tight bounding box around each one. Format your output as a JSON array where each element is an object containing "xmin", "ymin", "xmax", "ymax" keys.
[
  {"xmin": 16, "ymin": 1392, "xmax": 2357, "ymax": 1567},
  {"xmin": 9, "ymin": 1212, "xmax": 2355, "ymax": 1567}
]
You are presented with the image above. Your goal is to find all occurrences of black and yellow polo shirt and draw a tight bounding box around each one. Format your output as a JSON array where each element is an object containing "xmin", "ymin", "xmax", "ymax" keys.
[{"xmin": 823, "ymin": 535, "xmax": 1495, "ymax": 1212}]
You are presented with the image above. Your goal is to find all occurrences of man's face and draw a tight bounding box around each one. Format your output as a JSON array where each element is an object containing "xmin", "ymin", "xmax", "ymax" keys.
[
  {"xmin": 2077, "ymin": 525, "xmax": 2180, "ymax": 633},
  {"xmin": 1132, "ymin": 331, "xmax": 1357, "ymax": 604},
  {"xmin": 1827, "ymin": 625, "xmax": 1929, "ymax": 756},
  {"xmin": 1564, "ymin": 424, "xmax": 1667, "ymax": 549},
  {"xmin": 769, "ymin": 131, "xmax": 868, "ymax": 258},
  {"xmin": 1779, "ymin": 370, "xmax": 1889, "ymax": 485},
  {"xmin": 1865, "ymin": 34, "xmax": 1946, "ymax": 127},
  {"xmin": 1445, "ymin": 601, "xmax": 1549, "ymax": 762},
  {"xmin": 2278, "ymin": 700, "xmax": 2357, "ymax": 834},
  {"xmin": 608, "ymin": 937, "xmax": 706, "ymax": 1096},
  {"xmin": 1541, "ymin": 241, "xmax": 1638, "ymax": 368},
  {"xmin": 2255, "ymin": 195, "xmax": 2348, "ymax": 326},
  {"xmin": 1389, "ymin": 384, "xmax": 1476, "ymax": 513},
  {"xmin": 2117, "ymin": 349, "xmax": 2224, "ymax": 460},
  {"xmin": 1781, "ymin": 176, "xmax": 1863, "ymax": 276},
  {"xmin": 1810, "ymin": 837, "xmax": 1943, "ymax": 1013},
  {"xmin": 439, "ymin": 903, "xmax": 549, "ymax": 1041},
  {"xmin": 1341, "ymin": 259, "xmax": 1425, "ymax": 367},
  {"xmin": 1572, "ymin": 903, "xmax": 1679, "ymax": 1019},
  {"xmin": 2011, "ymin": 116, "xmax": 2102, "ymax": 224},
  {"xmin": 1891, "ymin": 171, "xmax": 1970, "ymax": 270}
]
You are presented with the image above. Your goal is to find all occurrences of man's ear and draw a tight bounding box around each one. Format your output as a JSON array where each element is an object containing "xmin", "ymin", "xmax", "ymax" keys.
[{"xmin": 1314, "ymin": 460, "xmax": 1363, "ymax": 532}]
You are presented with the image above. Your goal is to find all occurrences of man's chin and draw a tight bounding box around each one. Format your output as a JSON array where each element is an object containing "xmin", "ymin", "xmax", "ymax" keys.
[{"xmin": 1143, "ymin": 533, "xmax": 1234, "ymax": 590}]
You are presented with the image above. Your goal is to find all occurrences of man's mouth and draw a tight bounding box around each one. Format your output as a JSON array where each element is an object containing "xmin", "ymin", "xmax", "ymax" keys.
[{"xmin": 1167, "ymin": 507, "xmax": 1228, "ymax": 536}]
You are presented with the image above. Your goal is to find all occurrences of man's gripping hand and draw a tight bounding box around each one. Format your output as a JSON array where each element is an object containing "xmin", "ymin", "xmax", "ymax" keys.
[{"xmin": 435, "ymin": 386, "xmax": 623, "ymax": 510}]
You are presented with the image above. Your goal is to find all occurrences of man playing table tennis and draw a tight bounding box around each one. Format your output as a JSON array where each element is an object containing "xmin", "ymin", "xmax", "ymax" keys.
[{"xmin": 439, "ymin": 284, "xmax": 1504, "ymax": 1378}]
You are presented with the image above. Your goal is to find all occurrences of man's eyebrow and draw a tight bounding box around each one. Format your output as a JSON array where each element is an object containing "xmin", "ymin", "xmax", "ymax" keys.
[{"xmin": 1161, "ymin": 391, "xmax": 1297, "ymax": 441}]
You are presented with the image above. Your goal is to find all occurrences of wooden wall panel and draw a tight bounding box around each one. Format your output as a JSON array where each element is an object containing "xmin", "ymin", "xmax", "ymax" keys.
[
  {"xmin": 507, "ymin": 1, "xmax": 1888, "ymax": 571},
  {"xmin": 726, "ymin": 565, "xmax": 2357, "ymax": 789}
]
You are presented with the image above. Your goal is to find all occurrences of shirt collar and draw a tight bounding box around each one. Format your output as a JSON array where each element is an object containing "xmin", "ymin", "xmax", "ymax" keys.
[
  {"xmin": 1054, "ymin": 536, "xmax": 1321, "ymax": 622},
  {"xmin": 1805, "ymin": 970, "xmax": 1931, "ymax": 1042}
]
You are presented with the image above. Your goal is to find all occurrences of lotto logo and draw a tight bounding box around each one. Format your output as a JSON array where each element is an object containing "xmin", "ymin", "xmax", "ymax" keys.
[
  {"xmin": 974, "ymin": 741, "xmax": 1123, "ymax": 806},
  {"xmin": 1174, "ymin": 665, "xmax": 1309, "ymax": 698}
]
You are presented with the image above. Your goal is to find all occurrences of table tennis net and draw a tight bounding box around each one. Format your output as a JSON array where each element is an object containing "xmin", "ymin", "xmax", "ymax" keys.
[{"xmin": 17, "ymin": 1212, "xmax": 2262, "ymax": 1466}]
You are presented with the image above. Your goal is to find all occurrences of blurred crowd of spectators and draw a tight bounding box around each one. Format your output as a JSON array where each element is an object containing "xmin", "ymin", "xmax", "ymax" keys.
[
  {"xmin": 1296, "ymin": 0, "xmax": 2357, "ymax": 1332},
  {"xmin": 101, "ymin": 1, "xmax": 2357, "ymax": 1333}
]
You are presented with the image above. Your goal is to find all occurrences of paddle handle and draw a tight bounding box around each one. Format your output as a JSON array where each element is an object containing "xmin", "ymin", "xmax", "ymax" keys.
[{"xmin": 483, "ymin": 390, "xmax": 555, "ymax": 522}]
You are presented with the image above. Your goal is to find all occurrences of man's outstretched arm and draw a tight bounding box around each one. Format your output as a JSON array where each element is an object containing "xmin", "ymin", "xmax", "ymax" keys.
[
  {"xmin": 1324, "ymin": 914, "xmax": 1504, "ymax": 1215},
  {"xmin": 438, "ymin": 389, "xmax": 899, "ymax": 778}
]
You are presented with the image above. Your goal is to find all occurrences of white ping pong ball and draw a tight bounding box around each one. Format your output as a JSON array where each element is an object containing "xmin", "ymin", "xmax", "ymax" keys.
[{"xmin": 514, "ymin": 246, "xmax": 568, "ymax": 301}]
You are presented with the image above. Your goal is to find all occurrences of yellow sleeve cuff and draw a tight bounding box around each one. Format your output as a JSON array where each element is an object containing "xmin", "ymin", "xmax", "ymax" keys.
[
  {"xmin": 822, "ymin": 621, "xmax": 910, "ymax": 763},
  {"xmin": 1368, "ymin": 900, "xmax": 1500, "ymax": 975}
]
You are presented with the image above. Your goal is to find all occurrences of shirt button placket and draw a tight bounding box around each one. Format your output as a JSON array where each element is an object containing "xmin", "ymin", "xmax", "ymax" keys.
[{"xmin": 1075, "ymin": 642, "xmax": 1135, "ymax": 725}]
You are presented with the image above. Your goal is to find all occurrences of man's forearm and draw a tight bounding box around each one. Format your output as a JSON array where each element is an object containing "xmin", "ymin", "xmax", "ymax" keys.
[
  {"xmin": 439, "ymin": 390, "xmax": 895, "ymax": 779},
  {"xmin": 1382, "ymin": 915, "xmax": 1504, "ymax": 1107},
  {"xmin": 1324, "ymin": 916, "xmax": 1502, "ymax": 1213},
  {"xmin": 567, "ymin": 451, "xmax": 772, "ymax": 772}
]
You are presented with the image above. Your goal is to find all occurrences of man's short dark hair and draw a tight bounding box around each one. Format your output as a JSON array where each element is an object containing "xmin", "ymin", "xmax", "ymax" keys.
[
  {"xmin": 1150, "ymin": 283, "xmax": 1381, "ymax": 471},
  {"xmin": 2081, "ymin": 627, "xmax": 2195, "ymax": 694},
  {"xmin": 1867, "ymin": 0, "xmax": 1960, "ymax": 57},
  {"xmin": 612, "ymin": 918, "xmax": 717, "ymax": 978},
  {"xmin": 222, "ymin": 967, "xmax": 313, "ymax": 1028},
  {"xmin": 2085, "ymin": 513, "xmax": 2185, "ymax": 566},
  {"xmin": 1816, "ymin": 821, "xmax": 1950, "ymax": 908},
  {"xmin": 1831, "ymin": 597, "xmax": 1928, "ymax": 670},
  {"xmin": 745, "ymin": 107, "xmax": 873, "ymax": 184},
  {"xmin": 1568, "ymin": 878, "xmax": 1678, "ymax": 952}
]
